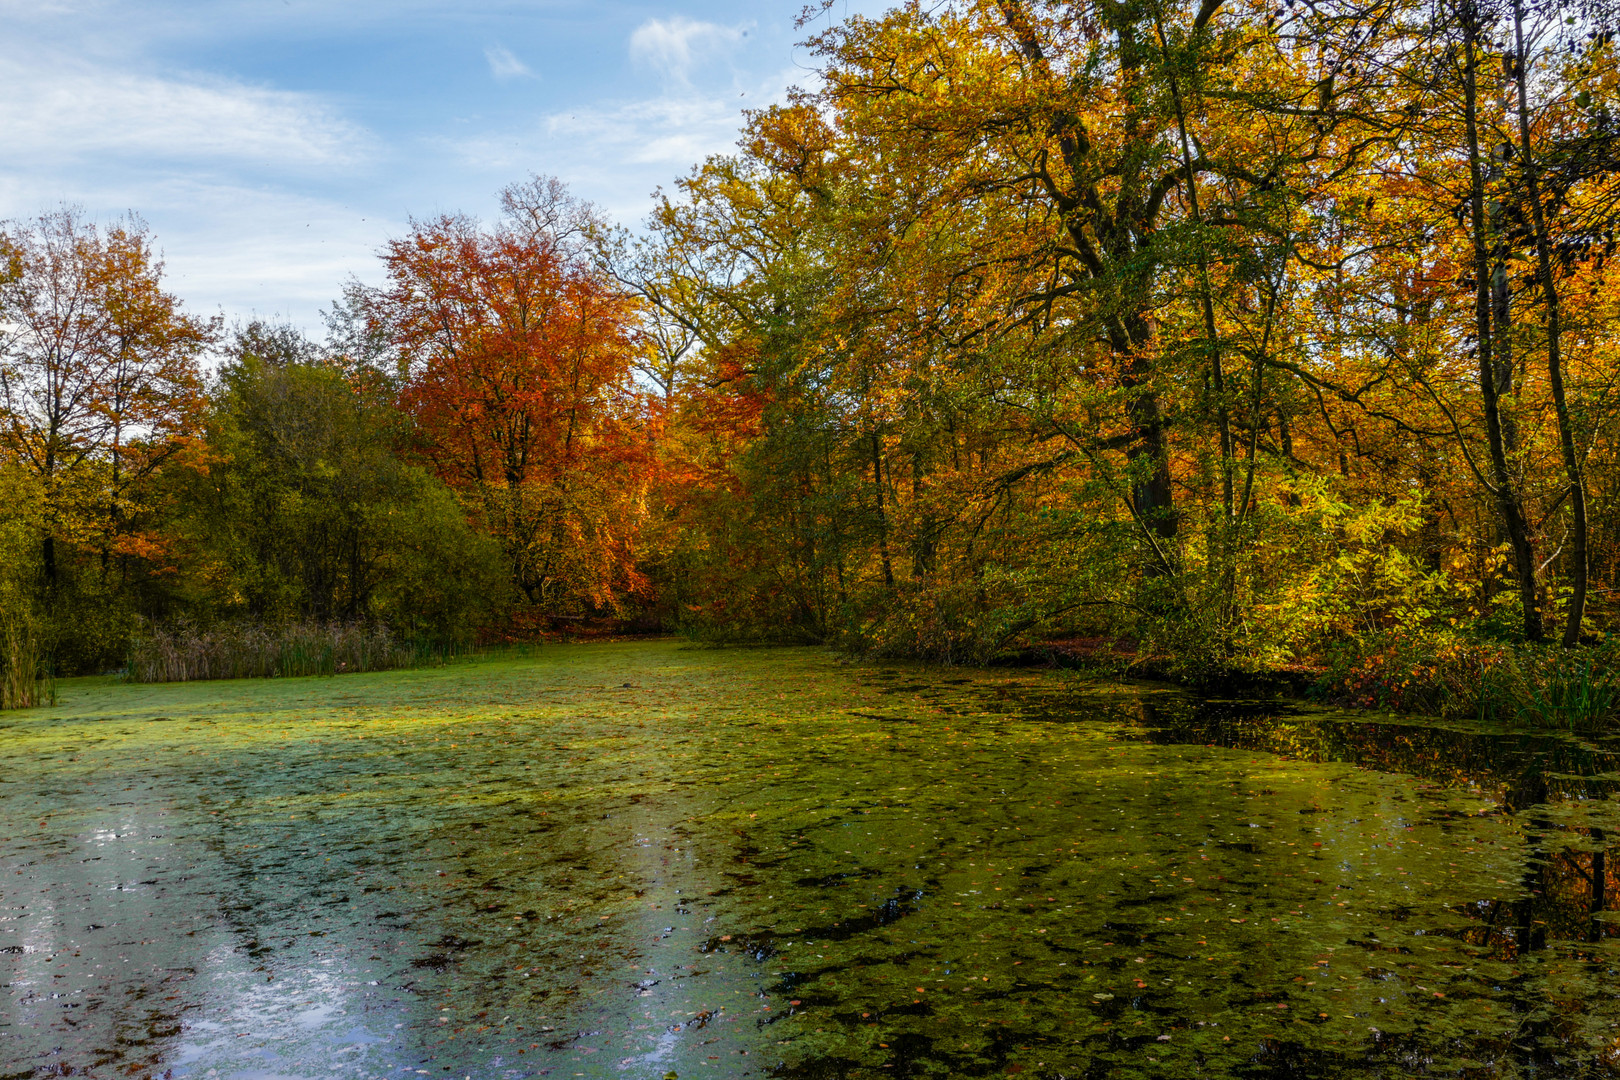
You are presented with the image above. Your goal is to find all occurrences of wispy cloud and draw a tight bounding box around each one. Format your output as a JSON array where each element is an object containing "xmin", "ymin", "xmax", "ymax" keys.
[
  {"xmin": 628, "ymin": 16, "xmax": 748, "ymax": 86},
  {"xmin": 0, "ymin": 55, "xmax": 371, "ymax": 168},
  {"xmin": 0, "ymin": 1, "xmax": 826, "ymax": 334},
  {"xmin": 484, "ymin": 44, "xmax": 535, "ymax": 83},
  {"xmin": 1, "ymin": 169, "xmax": 396, "ymax": 328},
  {"xmin": 0, "ymin": 49, "xmax": 383, "ymax": 330},
  {"xmin": 444, "ymin": 60, "xmax": 796, "ymax": 226},
  {"xmin": 544, "ymin": 96, "xmax": 745, "ymax": 167}
]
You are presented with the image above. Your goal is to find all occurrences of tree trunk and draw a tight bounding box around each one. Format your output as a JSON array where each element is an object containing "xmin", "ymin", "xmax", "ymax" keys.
[
  {"xmin": 42, "ymin": 534, "xmax": 57, "ymax": 591},
  {"xmin": 1511, "ymin": 0, "xmax": 1588, "ymax": 646},
  {"xmin": 1463, "ymin": 7, "xmax": 1543, "ymax": 640},
  {"xmin": 871, "ymin": 432, "xmax": 895, "ymax": 589}
]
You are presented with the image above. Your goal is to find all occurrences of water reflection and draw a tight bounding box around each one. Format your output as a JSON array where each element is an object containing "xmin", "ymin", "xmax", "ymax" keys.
[
  {"xmin": 1127, "ymin": 694, "xmax": 1620, "ymax": 956},
  {"xmin": 3, "ymin": 646, "xmax": 1620, "ymax": 1079},
  {"xmin": 1121, "ymin": 692, "xmax": 1620, "ymax": 1079}
]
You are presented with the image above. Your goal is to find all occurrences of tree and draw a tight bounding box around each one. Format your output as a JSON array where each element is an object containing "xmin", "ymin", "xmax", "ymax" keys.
[
  {"xmin": 0, "ymin": 208, "xmax": 213, "ymax": 615},
  {"xmin": 186, "ymin": 321, "xmax": 504, "ymax": 637},
  {"xmin": 368, "ymin": 196, "xmax": 656, "ymax": 615}
]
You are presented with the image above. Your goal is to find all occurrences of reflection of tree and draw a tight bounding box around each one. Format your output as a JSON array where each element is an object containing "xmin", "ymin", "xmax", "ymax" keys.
[
  {"xmin": 1538, "ymin": 827, "xmax": 1616, "ymax": 949},
  {"xmin": 1124, "ymin": 695, "xmax": 1614, "ymax": 799},
  {"xmin": 1507, "ymin": 768, "xmax": 1551, "ymax": 957},
  {"xmin": 1589, "ymin": 829, "xmax": 1606, "ymax": 946},
  {"xmin": 1103, "ymin": 690, "xmax": 1620, "ymax": 1070}
]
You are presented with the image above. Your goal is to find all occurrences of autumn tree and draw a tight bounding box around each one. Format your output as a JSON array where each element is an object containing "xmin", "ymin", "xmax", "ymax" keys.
[
  {"xmin": 366, "ymin": 189, "xmax": 656, "ymax": 616},
  {"xmin": 183, "ymin": 321, "xmax": 504, "ymax": 636},
  {"xmin": 0, "ymin": 208, "xmax": 214, "ymax": 609}
]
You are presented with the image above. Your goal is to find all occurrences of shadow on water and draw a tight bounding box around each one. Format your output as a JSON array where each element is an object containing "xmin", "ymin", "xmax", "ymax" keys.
[{"xmin": 4, "ymin": 644, "xmax": 1620, "ymax": 1079}]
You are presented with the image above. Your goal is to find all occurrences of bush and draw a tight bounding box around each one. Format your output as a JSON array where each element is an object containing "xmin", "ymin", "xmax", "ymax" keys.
[
  {"xmin": 1486, "ymin": 644, "xmax": 1620, "ymax": 729},
  {"xmin": 1315, "ymin": 628, "xmax": 1620, "ymax": 730},
  {"xmin": 126, "ymin": 619, "xmax": 464, "ymax": 683},
  {"xmin": 1314, "ymin": 628, "xmax": 1502, "ymax": 716}
]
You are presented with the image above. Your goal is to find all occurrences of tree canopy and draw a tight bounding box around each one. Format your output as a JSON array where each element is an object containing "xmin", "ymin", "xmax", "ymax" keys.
[{"xmin": 7, "ymin": 0, "xmax": 1620, "ymax": 691}]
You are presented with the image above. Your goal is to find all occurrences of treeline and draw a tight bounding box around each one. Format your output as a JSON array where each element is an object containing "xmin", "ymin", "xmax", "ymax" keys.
[
  {"xmin": 642, "ymin": 0, "xmax": 1620, "ymax": 683},
  {"xmin": 0, "ymin": 184, "xmax": 643, "ymax": 679},
  {"xmin": 9, "ymin": 0, "xmax": 1620, "ymax": 700}
]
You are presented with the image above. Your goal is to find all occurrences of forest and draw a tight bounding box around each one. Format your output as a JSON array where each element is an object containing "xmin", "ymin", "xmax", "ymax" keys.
[{"xmin": 6, "ymin": 0, "xmax": 1620, "ymax": 720}]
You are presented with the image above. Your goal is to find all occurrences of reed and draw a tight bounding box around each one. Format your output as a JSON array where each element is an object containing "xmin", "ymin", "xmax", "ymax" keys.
[
  {"xmin": 0, "ymin": 619, "xmax": 54, "ymax": 710},
  {"xmin": 127, "ymin": 620, "xmax": 467, "ymax": 683}
]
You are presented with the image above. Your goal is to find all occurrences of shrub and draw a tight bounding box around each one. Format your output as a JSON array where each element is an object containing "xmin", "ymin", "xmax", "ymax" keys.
[
  {"xmin": 1314, "ymin": 629, "xmax": 1502, "ymax": 717},
  {"xmin": 1315, "ymin": 628, "xmax": 1620, "ymax": 730}
]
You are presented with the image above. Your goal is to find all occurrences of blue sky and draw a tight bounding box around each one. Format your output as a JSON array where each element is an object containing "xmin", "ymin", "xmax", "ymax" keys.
[{"xmin": 0, "ymin": 1, "xmax": 876, "ymax": 332}]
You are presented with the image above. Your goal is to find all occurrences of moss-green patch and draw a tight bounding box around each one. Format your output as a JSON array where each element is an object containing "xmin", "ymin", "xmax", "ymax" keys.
[{"xmin": 2, "ymin": 640, "xmax": 1618, "ymax": 1079}]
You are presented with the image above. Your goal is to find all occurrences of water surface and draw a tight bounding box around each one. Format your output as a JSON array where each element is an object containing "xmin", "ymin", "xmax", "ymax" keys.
[{"xmin": 3, "ymin": 641, "xmax": 1618, "ymax": 1078}]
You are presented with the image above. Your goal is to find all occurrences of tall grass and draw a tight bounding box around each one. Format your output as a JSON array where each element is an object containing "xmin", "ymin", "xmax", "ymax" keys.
[
  {"xmin": 0, "ymin": 619, "xmax": 55, "ymax": 709},
  {"xmin": 1486, "ymin": 651, "xmax": 1620, "ymax": 730},
  {"xmin": 127, "ymin": 620, "xmax": 466, "ymax": 683}
]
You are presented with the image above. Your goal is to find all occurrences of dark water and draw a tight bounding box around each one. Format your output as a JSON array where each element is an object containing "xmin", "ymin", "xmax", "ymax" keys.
[{"xmin": 2, "ymin": 642, "xmax": 1618, "ymax": 1079}]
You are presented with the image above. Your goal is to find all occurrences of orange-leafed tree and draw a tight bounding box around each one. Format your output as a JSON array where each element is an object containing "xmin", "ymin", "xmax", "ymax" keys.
[{"xmin": 371, "ymin": 198, "xmax": 656, "ymax": 615}]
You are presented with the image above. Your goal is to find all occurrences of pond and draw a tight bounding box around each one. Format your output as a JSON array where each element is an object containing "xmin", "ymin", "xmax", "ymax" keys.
[{"xmin": 2, "ymin": 640, "xmax": 1618, "ymax": 1079}]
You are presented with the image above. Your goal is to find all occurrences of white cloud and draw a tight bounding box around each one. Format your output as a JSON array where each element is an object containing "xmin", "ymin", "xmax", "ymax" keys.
[
  {"xmin": 484, "ymin": 44, "xmax": 535, "ymax": 83},
  {"xmin": 543, "ymin": 97, "xmax": 742, "ymax": 166},
  {"xmin": 0, "ymin": 169, "xmax": 395, "ymax": 333},
  {"xmin": 445, "ymin": 77, "xmax": 788, "ymax": 226},
  {"xmin": 628, "ymin": 16, "xmax": 748, "ymax": 85},
  {"xmin": 0, "ymin": 50, "xmax": 385, "ymax": 333},
  {"xmin": 0, "ymin": 55, "xmax": 372, "ymax": 169}
]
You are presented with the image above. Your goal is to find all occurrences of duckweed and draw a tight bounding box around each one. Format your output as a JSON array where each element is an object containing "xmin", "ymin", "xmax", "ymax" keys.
[{"xmin": 3, "ymin": 641, "xmax": 1619, "ymax": 1078}]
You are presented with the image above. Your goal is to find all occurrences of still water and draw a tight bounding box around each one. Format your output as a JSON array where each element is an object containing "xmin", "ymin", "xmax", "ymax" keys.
[{"xmin": 2, "ymin": 641, "xmax": 1618, "ymax": 1078}]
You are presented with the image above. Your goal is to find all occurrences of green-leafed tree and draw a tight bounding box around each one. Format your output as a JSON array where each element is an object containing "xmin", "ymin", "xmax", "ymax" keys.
[{"xmin": 182, "ymin": 322, "xmax": 505, "ymax": 640}]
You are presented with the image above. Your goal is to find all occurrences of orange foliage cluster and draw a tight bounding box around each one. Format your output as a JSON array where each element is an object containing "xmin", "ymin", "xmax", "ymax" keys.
[{"xmin": 375, "ymin": 213, "xmax": 658, "ymax": 615}]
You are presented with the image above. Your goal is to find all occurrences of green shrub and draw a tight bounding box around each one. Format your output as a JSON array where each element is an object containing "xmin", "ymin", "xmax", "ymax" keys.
[{"xmin": 1315, "ymin": 628, "xmax": 1620, "ymax": 730}]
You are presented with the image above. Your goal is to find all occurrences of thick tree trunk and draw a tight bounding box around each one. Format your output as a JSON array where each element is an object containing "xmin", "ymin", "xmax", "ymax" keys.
[{"xmin": 1125, "ymin": 370, "xmax": 1177, "ymax": 542}]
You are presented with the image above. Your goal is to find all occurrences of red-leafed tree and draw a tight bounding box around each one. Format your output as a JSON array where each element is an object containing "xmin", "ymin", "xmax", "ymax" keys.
[{"xmin": 370, "ymin": 189, "xmax": 656, "ymax": 615}]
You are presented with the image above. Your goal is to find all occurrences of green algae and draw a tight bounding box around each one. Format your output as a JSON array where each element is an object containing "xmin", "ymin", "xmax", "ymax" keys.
[{"xmin": 2, "ymin": 641, "xmax": 1619, "ymax": 1079}]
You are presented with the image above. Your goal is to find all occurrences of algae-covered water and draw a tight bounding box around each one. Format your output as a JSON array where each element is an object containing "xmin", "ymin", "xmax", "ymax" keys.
[{"xmin": 3, "ymin": 641, "xmax": 1620, "ymax": 1079}]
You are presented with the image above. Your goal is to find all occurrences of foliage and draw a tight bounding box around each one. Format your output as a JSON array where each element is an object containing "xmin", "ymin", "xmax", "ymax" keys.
[
  {"xmin": 364, "ymin": 196, "xmax": 657, "ymax": 617},
  {"xmin": 0, "ymin": 208, "xmax": 215, "ymax": 673},
  {"xmin": 1317, "ymin": 629, "xmax": 1620, "ymax": 730},
  {"xmin": 180, "ymin": 322, "xmax": 506, "ymax": 641},
  {"xmin": 1509, "ymin": 653, "xmax": 1620, "ymax": 729},
  {"xmin": 1316, "ymin": 628, "xmax": 1506, "ymax": 716},
  {"xmin": 18, "ymin": 0, "xmax": 1620, "ymax": 702},
  {"xmin": 0, "ymin": 209, "xmax": 212, "ymax": 582},
  {"xmin": 628, "ymin": 0, "xmax": 1620, "ymax": 702}
]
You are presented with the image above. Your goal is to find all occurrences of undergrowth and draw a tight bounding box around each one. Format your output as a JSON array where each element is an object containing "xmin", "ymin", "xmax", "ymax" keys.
[{"xmin": 1314, "ymin": 629, "xmax": 1620, "ymax": 731}]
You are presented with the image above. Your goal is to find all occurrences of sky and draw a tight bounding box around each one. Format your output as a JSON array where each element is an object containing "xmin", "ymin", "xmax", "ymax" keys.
[{"xmin": 0, "ymin": 0, "xmax": 877, "ymax": 334}]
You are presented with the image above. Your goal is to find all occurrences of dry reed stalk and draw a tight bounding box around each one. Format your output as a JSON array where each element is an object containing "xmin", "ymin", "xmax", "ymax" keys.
[
  {"xmin": 0, "ymin": 619, "xmax": 53, "ymax": 709},
  {"xmin": 128, "ymin": 620, "xmax": 432, "ymax": 684}
]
